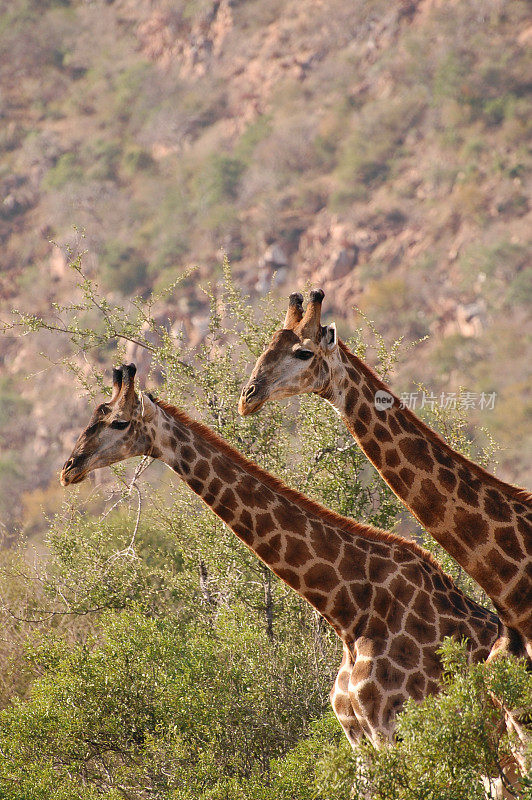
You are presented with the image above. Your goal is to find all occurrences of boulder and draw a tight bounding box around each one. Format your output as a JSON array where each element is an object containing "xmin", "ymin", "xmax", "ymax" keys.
[
  {"xmin": 263, "ymin": 243, "xmax": 288, "ymax": 267},
  {"xmin": 329, "ymin": 247, "xmax": 357, "ymax": 280}
]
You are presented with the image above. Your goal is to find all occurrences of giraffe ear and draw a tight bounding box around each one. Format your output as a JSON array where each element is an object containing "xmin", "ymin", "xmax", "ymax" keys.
[
  {"xmin": 321, "ymin": 322, "xmax": 337, "ymax": 352},
  {"xmin": 140, "ymin": 391, "xmax": 156, "ymax": 421}
]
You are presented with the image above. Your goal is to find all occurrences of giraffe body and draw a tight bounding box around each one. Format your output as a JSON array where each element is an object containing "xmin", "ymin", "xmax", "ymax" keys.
[
  {"xmin": 61, "ymin": 364, "xmax": 499, "ymax": 747},
  {"xmin": 239, "ymin": 290, "xmax": 532, "ymax": 663}
]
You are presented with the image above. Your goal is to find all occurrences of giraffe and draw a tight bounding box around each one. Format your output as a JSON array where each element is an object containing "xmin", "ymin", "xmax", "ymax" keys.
[
  {"xmin": 239, "ymin": 290, "xmax": 532, "ymax": 665},
  {"xmin": 60, "ymin": 363, "xmax": 499, "ymax": 749}
]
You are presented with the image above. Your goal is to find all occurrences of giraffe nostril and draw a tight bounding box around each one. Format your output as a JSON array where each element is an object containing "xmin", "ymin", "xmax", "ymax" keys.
[
  {"xmin": 244, "ymin": 384, "xmax": 257, "ymax": 399},
  {"xmin": 64, "ymin": 455, "xmax": 84, "ymax": 473}
]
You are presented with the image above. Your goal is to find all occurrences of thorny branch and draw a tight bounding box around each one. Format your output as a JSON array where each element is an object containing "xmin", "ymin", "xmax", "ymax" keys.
[
  {"xmin": 103, "ymin": 456, "xmax": 153, "ymax": 561},
  {"xmin": 0, "ymin": 459, "xmax": 153, "ymax": 624},
  {"xmin": 1, "ymin": 252, "xmax": 195, "ymax": 376},
  {"xmin": 302, "ymin": 441, "xmax": 359, "ymax": 488}
]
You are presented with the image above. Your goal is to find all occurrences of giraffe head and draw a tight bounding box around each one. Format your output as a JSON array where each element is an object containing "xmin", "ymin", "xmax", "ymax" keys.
[
  {"xmin": 60, "ymin": 363, "xmax": 157, "ymax": 485},
  {"xmin": 239, "ymin": 289, "xmax": 338, "ymax": 416}
]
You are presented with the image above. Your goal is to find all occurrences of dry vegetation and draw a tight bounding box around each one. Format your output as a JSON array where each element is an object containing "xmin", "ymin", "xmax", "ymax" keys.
[
  {"xmin": 0, "ymin": 0, "xmax": 531, "ymax": 537},
  {"xmin": 0, "ymin": 4, "xmax": 530, "ymax": 794}
]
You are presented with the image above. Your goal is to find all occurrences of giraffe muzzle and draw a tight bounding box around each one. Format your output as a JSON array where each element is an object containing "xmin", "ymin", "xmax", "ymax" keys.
[
  {"xmin": 60, "ymin": 455, "xmax": 88, "ymax": 486},
  {"xmin": 238, "ymin": 384, "xmax": 265, "ymax": 416}
]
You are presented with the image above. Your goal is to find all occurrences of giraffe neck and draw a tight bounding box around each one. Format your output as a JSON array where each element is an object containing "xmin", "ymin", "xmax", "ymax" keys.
[
  {"xmin": 147, "ymin": 398, "xmax": 397, "ymax": 638},
  {"xmin": 141, "ymin": 397, "xmax": 500, "ymax": 670},
  {"xmin": 322, "ymin": 343, "xmax": 532, "ymax": 639}
]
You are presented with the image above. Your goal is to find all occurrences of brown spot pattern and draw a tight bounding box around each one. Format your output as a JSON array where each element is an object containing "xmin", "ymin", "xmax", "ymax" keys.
[
  {"xmin": 484, "ymin": 488, "xmax": 513, "ymax": 523},
  {"xmin": 438, "ymin": 467, "xmax": 456, "ymax": 492},
  {"xmin": 453, "ymin": 508, "xmax": 489, "ymax": 549},
  {"xmin": 410, "ymin": 478, "xmax": 447, "ymax": 528},
  {"xmin": 399, "ymin": 437, "xmax": 434, "ymax": 472},
  {"xmin": 385, "ymin": 449, "xmax": 401, "ymax": 468},
  {"xmin": 374, "ymin": 423, "xmax": 393, "ymax": 443},
  {"xmin": 364, "ymin": 439, "xmax": 381, "ymax": 464},
  {"xmin": 457, "ymin": 480, "xmax": 477, "ymax": 506},
  {"xmin": 359, "ymin": 403, "xmax": 371, "ymax": 424},
  {"xmin": 95, "ymin": 393, "xmax": 505, "ymax": 747},
  {"xmin": 389, "ymin": 635, "xmax": 420, "ymax": 670},
  {"xmin": 305, "ymin": 563, "xmax": 338, "ymax": 592}
]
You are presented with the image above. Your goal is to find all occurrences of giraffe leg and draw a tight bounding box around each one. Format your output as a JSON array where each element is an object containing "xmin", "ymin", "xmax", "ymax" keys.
[
  {"xmin": 330, "ymin": 644, "xmax": 364, "ymax": 748},
  {"xmin": 347, "ymin": 641, "xmax": 409, "ymax": 746},
  {"xmin": 487, "ymin": 623, "xmax": 531, "ymax": 776},
  {"xmin": 331, "ymin": 649, "xmax": 374, "ymax": 800},
  {"xmin": 487, "ymin": 622, "xmax": 530, "ymax": 664}
]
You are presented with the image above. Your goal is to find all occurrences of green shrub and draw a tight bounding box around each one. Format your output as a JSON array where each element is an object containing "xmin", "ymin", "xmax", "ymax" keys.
[
  {"xmin": 433, "ymin": 49, "xmax": 475, "ymax": 106},
  {"xmin": 3, "ymin": 248, "xmax": 528, "ymax": 797},
  {"xmin": 458, "ymin": 240, "xmax": 530, "ymax": 308},
  {"xmin": 43, "ymin": 152, "xmax": 83, "ymax": 190},
  {"xmin": 85, "ymin": 138, "xmax": 121, "ymax": 182},
  {"xmin": 195, "ymin": 154, "xmax": 246, "ymax": 204},
  {"xmin": 333, "ymin": 95, "xmax": 426, "ymax": 204},
  {"xmin": 234, "ymin": 115, "xmax": 273, "ymax": 162},
  {"xmin": 121, "ymin": 145, "xmax": 155, "ymax": 176},
  {"xmin": 148, "ymin": 233, "xmax": 190, "ymax": 278},
  {"xmin": 507, "ymin": 267, "xmax": 532, "ymax": 307},
  {"xmin": 100, "ymin": 241, "xmax": 147, "ymax": 294},
  {"xmin": 0, "ymin": 599, "xmax": 334, "ymax": 797},
  {"xmin": 342, "ymin": 640, "xmax": 532, "ymax": 800},
  {"xmin": 112, "ymin": 63, "xmax": 151, "ymax": 124}
]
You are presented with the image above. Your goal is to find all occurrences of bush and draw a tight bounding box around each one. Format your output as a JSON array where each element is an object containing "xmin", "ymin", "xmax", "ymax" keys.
[
  {"xmin": 458, "ymin": 240, "xmax": 530, "ymax": 308},
  {"xmin": 333, "ymin": 95, "xmax": 426, "ymax": 203},
  {"xmin": 0, "ymin": 606, "xmax": 336, "ymax": 798},
  {"xmin": 357, "ymin": 275, "xmax": 430, "ymax": 341},
  {"xmin": 342, "ymin": 640, "xmax": 532, "ymax": 800},
  {"xmin": 3, "ymin": 260, "xmax": 529, "ymax": 798},
  {"xmin": 121, "ymin": 145, "xmax": 155, "ymax": 177},
  {"xmin": 100, "ymin": 241, "xmax": 147, "ymax": 294},
  {"xmin": 43, "ymin": 152, "xmax": 83, "ymax": 190},
  {"xmin": 85, "ymin": 139, "xmax": 121, "ymax": 182},
  {"xmin": 193, "ymin": 154, "xmax": 246, "ymax": 205}
]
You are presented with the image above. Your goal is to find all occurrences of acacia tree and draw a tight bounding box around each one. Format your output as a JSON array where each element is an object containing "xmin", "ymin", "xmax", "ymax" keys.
[{"xmin": 0, "ymin": 255, "xmax": 528, "ymax": 798}]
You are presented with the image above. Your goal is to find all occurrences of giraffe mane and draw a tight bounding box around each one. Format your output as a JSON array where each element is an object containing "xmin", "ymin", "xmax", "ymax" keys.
[
  {"xmin": 152, "ymin": 398, "xmax": 471, "ymax": 582},
  {"xmin": 337, "ymin": 341, "xmax": 532, "ymax": 506}
]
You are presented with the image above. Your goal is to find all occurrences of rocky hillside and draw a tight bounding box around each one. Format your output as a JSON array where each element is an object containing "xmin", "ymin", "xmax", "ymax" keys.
[{"xmin": 0, "ymin": 0, "xmax": 531, "ymax": 535}]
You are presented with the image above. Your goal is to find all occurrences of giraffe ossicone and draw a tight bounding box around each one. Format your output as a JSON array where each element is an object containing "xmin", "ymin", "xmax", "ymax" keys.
[
  {"xmin": 239, "ymin": 290, "xmax": 532, "ymax": 665},
  {"xmin": 62, "ymin": 363, "xmax": 499, "ymax": 748}
]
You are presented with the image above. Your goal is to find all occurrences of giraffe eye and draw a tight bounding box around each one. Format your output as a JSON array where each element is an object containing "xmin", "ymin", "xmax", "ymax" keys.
[
  {"xmin": 109, "ymin": 420, "xmax": 130, "ymax": 430},
  {"xmin": 293, "ymin": 349, "xmax": 314, "ymax": 361}
]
